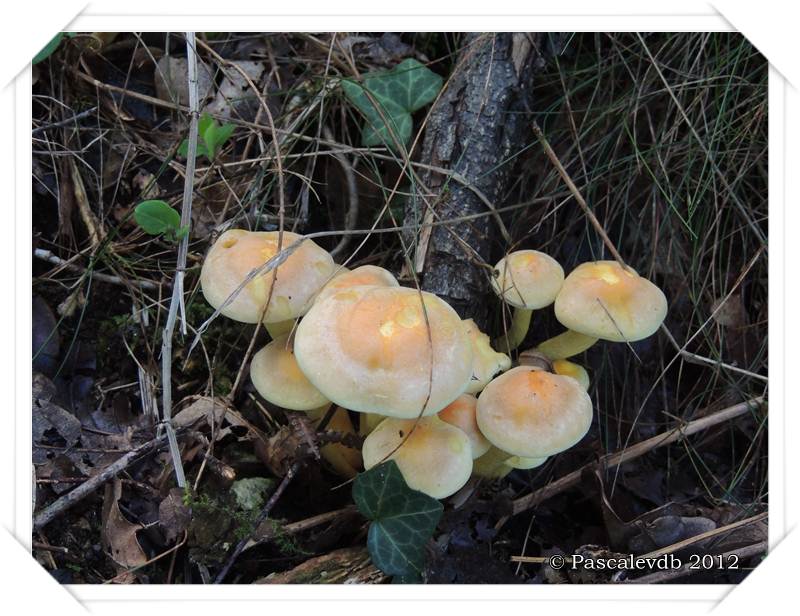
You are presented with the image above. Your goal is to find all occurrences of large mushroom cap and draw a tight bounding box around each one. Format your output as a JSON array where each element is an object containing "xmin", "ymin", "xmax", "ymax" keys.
[
  {"xmin": 201, "ymin": 229, "xmax": 334, "ymax": 324},
  {"xmin": 490, "ymin": 250, "xmax": 565, "ymax": 309},
  {"xmin": 554, "ymin": 261, "xmax": 667, "ymax": 342},
  {"xmin": 314, "ymin": 265, "xmax": 399, "ymax": 305},
  {"xmin": 476, "ymin": 366, "xmax": 593, "ymax": 458},
  {"xmin": 294, "ymin": 285, "xmax": 473, "ymax": 418},
  {"xmin": 250, "ymin": 335, "xmax": 329, "ymax": 411},
  {"xmin": 462, "ymin": 318, "xmax": 511, "ymax": 394},
  {"xmin": 362, "ymin": 416, "xmax": 473, "ymax": 499},
  {"xmin": 438, "ymin": 394, "xmax": 491, "ymax": 458}
]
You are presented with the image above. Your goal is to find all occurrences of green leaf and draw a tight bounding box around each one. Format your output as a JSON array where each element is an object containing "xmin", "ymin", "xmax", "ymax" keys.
[
  {"xmin": 134, "ymin": 200, "xmax": 182, "ymax": 236},
  {"xmin": 342, "ymin": 58, "xmax": 443, "ymax": 149},
  {"xmin": 177, "ymin": 139, "xmax": 209, "ymax": 159},
  {"xmin": 179, "ymin": 113, "xmax": 235, "ymax": 161},
  {"xmin": 365, "ymin": 58, "xmax": 443, "ymax": 113},
  {"xmin": 353, "ymin": 461, "xmax": 443, "ymax": 578}
]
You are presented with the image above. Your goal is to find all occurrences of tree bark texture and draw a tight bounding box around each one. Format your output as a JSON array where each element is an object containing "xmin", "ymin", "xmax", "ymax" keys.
[{"xmin": 405, "ymin": 33, "xmax": 555, "ymax": 330}]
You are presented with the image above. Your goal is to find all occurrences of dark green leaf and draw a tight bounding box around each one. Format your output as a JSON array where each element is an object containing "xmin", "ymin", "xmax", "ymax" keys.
[
  {"xmin": 365, "ymin": 58, "xmax": 443, "ymax": 113},
  {"xmin": 353, "ymin": 461, "xmax": 443, "ymax": 578},
  {"xmin": 134, "ymin": 200, "xmax": 181, "ymax": 236},
  {"xmin": 341, "ymin": 58, "xmax": 442, "ymax": 149}
]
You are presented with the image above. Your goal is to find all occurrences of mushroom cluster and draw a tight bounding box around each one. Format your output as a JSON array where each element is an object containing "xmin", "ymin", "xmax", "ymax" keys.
[{"xmin": 200, "ymin": 233, "xmax": 667, "ymax": 499}]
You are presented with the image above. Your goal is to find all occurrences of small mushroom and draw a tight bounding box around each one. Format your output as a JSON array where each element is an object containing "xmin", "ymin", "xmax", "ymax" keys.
[
  {"xmin": 462, "ymin": 318, "xmax": 511, "ymax": 394},
  {"xmin": 537, "ymin": 260, "xmax": 667, "ymax": 359},
  {"xmin": 294, "ymin": 285, "xmax": 473, "ymax": 418},
  {"xmin": 491, "ymin": 250, "xmax": 564, "ymax": 352},
  {"xmin": 476, "ymin": 366, "xmax": 593, "ymax": 458},
  {"xmin": 250, "ymin": 334, "xmax": 329, "ymax": 411},
  {"xmin": 200, "ymin": 229, "xmax": 335, "ymax": 324},
  {"xmin": 314, "ymin": 265, "xmax": 399, "ymax": 305},
  {"xmin": 438, "ymin": 393, "xmax": 491, "ymax": 459},
  {"xmin": 362, "ymin": 416, "xmax": 473, "ymax": 499}
]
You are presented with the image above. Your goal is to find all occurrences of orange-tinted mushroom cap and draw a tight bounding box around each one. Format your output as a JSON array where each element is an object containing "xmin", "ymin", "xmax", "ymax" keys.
[
  {"xmin": 476, "ymin": 366, "xmax": 593, "ymax": 457},
  {"xmin": 314, "ymin": 265, "xmax": 399, "ymax": 305},
  {"xmin": 362, "ymin": 416, "xmax": 473, "ymax": 499},
  {"xmin": 294, "ymin": 286, "xmax": 473, "ymax": 418},
  {"xmin": 554, "ymin": 261, "xmax": 667, "ymax": 342},
  {"xmin": 490, "ymin": 250, "xmax": 564, "ymax": 309},
  {"xmin": 201, "ymin": 229, "xmax": 334, "ymax": 324},
  {"xmin": 438, "ymin": 394, "xmax": 491, "ymax": 458}
]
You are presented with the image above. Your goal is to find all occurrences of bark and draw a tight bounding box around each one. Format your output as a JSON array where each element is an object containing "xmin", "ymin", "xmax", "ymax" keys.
[
  {"xmin": 256, "ymin": 546, "xmax": 386, "ymax": 584},
  {"xmin": 405, "ymin": 33, "xmax": 559, "ymax": 329}
]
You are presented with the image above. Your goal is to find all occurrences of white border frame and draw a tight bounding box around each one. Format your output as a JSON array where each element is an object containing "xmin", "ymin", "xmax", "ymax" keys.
[{"xmin": 5, "ymin": 3, "xmax": 794, "ymax": 613}]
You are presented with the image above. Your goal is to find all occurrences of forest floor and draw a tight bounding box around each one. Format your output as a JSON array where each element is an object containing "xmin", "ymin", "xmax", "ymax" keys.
[{"xmin": 31, "ymin": 32, "xmax": 767, "ymax": 584}]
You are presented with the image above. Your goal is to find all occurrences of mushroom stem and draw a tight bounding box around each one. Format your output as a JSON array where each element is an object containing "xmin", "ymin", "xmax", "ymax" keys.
[
  {"xmin": 536, "ymin": 330, "xmax": 598, "ymax": 359},
  {"xmin": 264, "ymin": 319, "xmax": 296, "ymax": 339},
  {"xmin": 472, "ymin": 446, "xmax": 514, "ymax": 480},
  {"xmin": 493, "ymin": 307, "xmax": 533, "ymax": 353}
]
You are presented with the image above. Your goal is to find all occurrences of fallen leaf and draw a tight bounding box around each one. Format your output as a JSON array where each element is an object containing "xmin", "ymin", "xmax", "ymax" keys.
[
  {"xmin": 102, "ymin": 478, "xmax": 148, "ymax": 575},
  {"xmin": 159, "ymin": 488, "xmax": 191, "ymax": 544}
]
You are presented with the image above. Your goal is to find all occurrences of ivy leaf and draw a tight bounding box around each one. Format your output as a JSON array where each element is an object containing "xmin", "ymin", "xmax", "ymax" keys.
[
  {"xmin": 342, "ymin": 58, "xmax": 442, "ymax": 149},
  {"xmin": 364, "ymin": 58, "xmax": 443, "ymax": 113},
  {"xmin": 134, "ymin": 200, "xmax": 182, "ymax": 236},
  {"xmin": 353, "ymin": 461, "xmax": 443, "ymax": 579}
]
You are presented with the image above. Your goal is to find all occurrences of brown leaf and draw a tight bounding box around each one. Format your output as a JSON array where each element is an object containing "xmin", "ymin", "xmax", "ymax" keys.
[
  {"xmin": 101, "ymin": 479, "xmax": 147, "ymax": 574},
  {"xmin": 159, "ymin": 488, "xmax": 191, "ymax": 544}
]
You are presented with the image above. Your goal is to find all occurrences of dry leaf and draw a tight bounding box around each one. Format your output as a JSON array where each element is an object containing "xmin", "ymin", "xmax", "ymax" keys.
[
  {"xmin": 102, "ymin": 479, "xmax": 148, "ymax": 575},
  {"xmin": 159, "ymin": 488, "xmax": 192, "ymax": 544}
]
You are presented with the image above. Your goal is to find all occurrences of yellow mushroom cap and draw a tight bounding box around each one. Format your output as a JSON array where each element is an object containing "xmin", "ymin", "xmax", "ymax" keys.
[
  {"xmin": 362, "ymin": 416, "xmax": 473, "ymax": 499},
  {"xmin": 552, "ymin": 359, "xmax": 590, "ymax": 391},
  {"xmin": 294, "ymin": 286, "xmax": 473, "ymax": 418},
  {"xmin": 250, "ymin": 335, "xmax": 329, "ymax": 411},
  {"xmin": 438, "ymin": 394, "xmax": 491, "ymax": 459},
  {"xmin": 314, "ymin": 265, "xmax": 399, "ymax": 305},
  {"xmin": 490, "ymin": 250, "xmax": 565, "ymax": 309},
  {"xmin": 201, "ymin": 229, "xmax": 335, "ymax": 324},
  {"xmin": 476, "ymin": 366, "xmax": 593, "ymax": 457},
  {"xmin": 462, "ymin": 318, "xmax": 511, "ymax": 394},
  {"xmin": 554, "ymin": 261, "xmax": 667, "ymax": 342}
]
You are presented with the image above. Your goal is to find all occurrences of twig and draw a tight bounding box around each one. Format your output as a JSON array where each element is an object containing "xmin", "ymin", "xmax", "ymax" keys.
[
  {"xmin": 660, "ymin": 323, "xmax": 768, "ymax": 382},
  {"xmin": 214, "ymin": 461, "xmax": 300, "ymax": 583},
  {"xmin": 531, "ymin": 121, "xmax": 626, "ymax": 267},
  {"xmin": 500, "ymin": 397, "xmax": 763, "ymax": 525},
  {"xmin": 627, "ymin": 541, "xmax": 766, "ymax": 584},
  {"xmin": 33, "ymin": 431, "xmax": 180, "ymax": 530},
  {"xmin": 34, "ymin": 247, "xmax": 162, "ymax": 290},
  {"xmin": 159, "ymin": 32, "xmax": 201, "ymax": 490},
  {"xmin": 638, "ymin": 512, "xmax": 768, "ymax": 561},
  {"xmin": 32, "ymin": 106, "xmax": 98, "ymax": 135}
]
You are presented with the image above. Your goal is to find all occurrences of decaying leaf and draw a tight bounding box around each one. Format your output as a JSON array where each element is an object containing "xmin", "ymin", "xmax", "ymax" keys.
[
  {"xmin": 102, "ymin": 478, "xmax": 148, "ymax": 577},
  {"xmin": 154, "ymin": 56, "xmax": 214, "ymax": 107},
  {"xmin": 204, "ymin": 60, "xmax": 267, "ymax": 122},
  {"xmin": 159, "ymin": 487, "xmax": 192, "ymax": 544}
]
